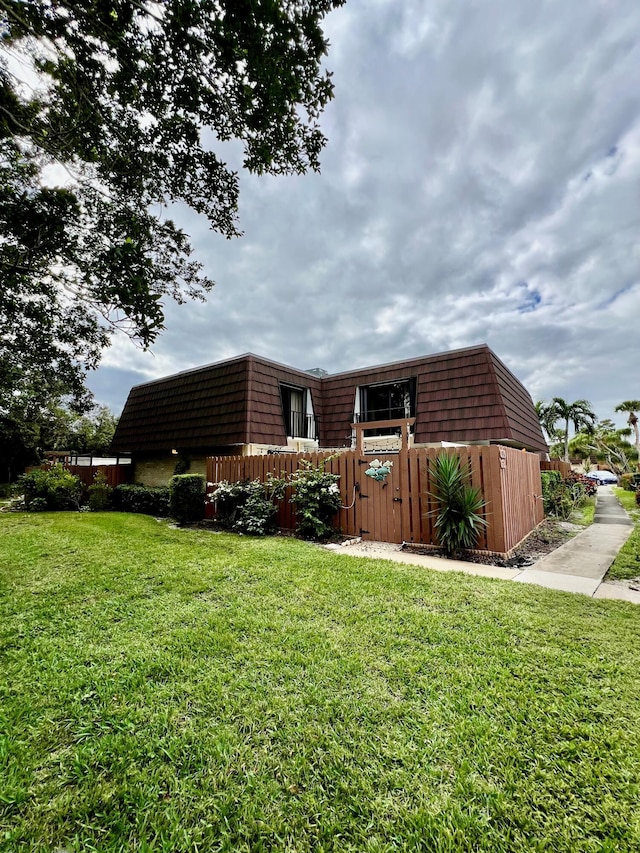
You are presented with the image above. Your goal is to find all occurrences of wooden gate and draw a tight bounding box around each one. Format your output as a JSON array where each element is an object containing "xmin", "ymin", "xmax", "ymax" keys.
[
  {"xmin": 353, "ymin": 453, "xmax": 406, "ymax": 542},
  {"xmin": 349, "ymin": 418, "xmax": 413, "ymax": 543}
]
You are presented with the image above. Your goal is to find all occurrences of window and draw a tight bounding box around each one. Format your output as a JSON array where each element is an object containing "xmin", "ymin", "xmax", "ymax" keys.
[
  {"xmin": 358, "ymin": 378, "xmax": 416, "ymax": 423},
  {"xmin": 281, "ymin": 385, "xmax": 316, "ymax": 438}
]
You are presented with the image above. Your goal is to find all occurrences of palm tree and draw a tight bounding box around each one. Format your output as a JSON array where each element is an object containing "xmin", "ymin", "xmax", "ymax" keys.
[
  {"xmin": 549, "ymin": 398, "xmax": 597, "ymax": 462},
  {"xmin": 615, "ymin": 401, "xmax": 640, "ymax": 457},
  {"xmin": 535, "ymin": 401, "xmax": 560, "ymax": 443}
]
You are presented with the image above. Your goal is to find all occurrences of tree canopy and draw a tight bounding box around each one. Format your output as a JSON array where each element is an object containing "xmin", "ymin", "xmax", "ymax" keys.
[
  {"xmin": 535, "ymin": 398, "xmax": 597, "ymax": 462},
  {"xmin": 0, "ymin": 398, "xmax": 119, "ymax": 481},
  {"xmin": 569, "ymin": 420, "xmax": 638, "ymax": 475},
  {"xmin": 1, "ymin": 0, "xmax": 343, "ymax": 414}
]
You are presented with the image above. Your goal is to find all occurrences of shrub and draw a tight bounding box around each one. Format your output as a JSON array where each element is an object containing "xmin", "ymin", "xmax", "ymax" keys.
[
  {"xmin": 0, "ymin": 483, "xmax": 11, "ymax": 498},
  {"xmin": 619, "ymin": 474, "xmax": 635, "ymax": 491},
  {"xmin": 563, "ymin": 471, "xmax": 597, "ymax": 498},
  {"xmin": 112, "ymin": 484, "xmax": 170, "ymax": 516},
  {"xmin": 88, "ymin": 473, "xmax": 113, "ymax": 511},
  {"xmin": 541, "ymin": 471, "xmax": 594, "ymax": 520},
  {"xmin": 427, "ymin": 453, "xmax": 488, "ymax": 557},
  {"xmin": 290, "ymin": 459, "xmax": 342, "ymax": 540},
  {"xmin": 540, "ymin": 470, "xmax": 562, "ymax": 504},
  {"xmin": 543, "ymin": 481, "xmax": 574, "ymax": 519},
  {"xmin": 636, "ymin": 489, "xmax": 640, "ymax": 507},
  {"xmin": 169, "ymin": 474, "xmax": 206, "ymax": 524},
  {"xmin": 27, "ymin": 497, "xmax": 48, "ymax": 512},
  {"xmin": 211, "ymin": 476, "xmax": 286, "ymax": 536},
  {"xmin": 18, "ymin": 465, "xmax": 82, "ymax": 511}
]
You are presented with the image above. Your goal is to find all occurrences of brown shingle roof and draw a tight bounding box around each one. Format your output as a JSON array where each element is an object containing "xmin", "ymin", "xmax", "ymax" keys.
[{"xmin": 112, "ymin": 346, "xmax": 548, "ymax": 454}]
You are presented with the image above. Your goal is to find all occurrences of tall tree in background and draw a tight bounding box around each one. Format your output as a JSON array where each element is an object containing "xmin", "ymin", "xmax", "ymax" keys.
[
  {"xmin": 65, "ymin": 406, "xmax": 119, "ymax": 457},
  {"xmin": 537, "ymin": 398, "xmax": 597, "ymax": 462},
  {"xmin": 569, "ymin": 420, "xmax": 638, "ymax": 475},
  {"xmin": 534, "ymin": 401, "xmax": 560, "ymax": 444},
  {"xmin": 1, "ymin": 0, "xmax": 343, "ymax": 412},
  {"xmin": 0, "ymin": 399, "xmax": 119, "ymax": 481},
  {"xmin": 615, "ymin": 401, "xmax": 640, "ymax": 457}
]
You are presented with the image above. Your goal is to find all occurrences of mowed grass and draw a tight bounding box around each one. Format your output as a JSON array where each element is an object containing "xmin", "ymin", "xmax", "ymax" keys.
[
  {"xmin": 1, "ymin": 514, "xmax": 640, "ymax": 852},
  {"xmin": 607, "ymin": 490, "xmax": 640, "ymax": 581}
]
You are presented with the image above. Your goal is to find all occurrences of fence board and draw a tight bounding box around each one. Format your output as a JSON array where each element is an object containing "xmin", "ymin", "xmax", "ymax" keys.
[{"xmin": 540, "ymin": 459, "xmax": 571, "ymax": 477}]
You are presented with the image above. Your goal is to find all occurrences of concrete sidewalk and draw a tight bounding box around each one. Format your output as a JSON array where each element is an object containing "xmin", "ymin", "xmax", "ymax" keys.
[
  {"xmin": 327, "ymin": 486, "xmax": 639, "ymax": 602},
  {"xmin": 514, "ymin": 485, "xmax": 633, "ymax": 596}
]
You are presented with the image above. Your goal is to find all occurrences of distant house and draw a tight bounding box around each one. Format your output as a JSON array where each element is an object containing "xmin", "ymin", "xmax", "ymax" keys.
[{"xmin": 111, "ymin": 344, "xmax": 548, "ymax": 485}]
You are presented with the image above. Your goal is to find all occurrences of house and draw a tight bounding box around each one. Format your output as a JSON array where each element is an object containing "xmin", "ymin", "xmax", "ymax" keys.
[{"xmin": 111, "ymin": 344, "xmax": 548, "ymax": 485}]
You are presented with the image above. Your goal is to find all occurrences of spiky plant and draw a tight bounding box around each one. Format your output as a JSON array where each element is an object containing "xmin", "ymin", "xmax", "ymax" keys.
[{"xmin": 427, "ymin": 453, "xmax": 488, "ymax": 557}]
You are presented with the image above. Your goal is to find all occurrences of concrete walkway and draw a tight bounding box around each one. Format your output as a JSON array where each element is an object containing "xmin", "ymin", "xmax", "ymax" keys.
[
  {"xmin": 327, "ymin": 486, "xmax": 639, "ymax": 602},
  {"xmin": 514, "ymin": 486, "xmax": 633, "ymax": 597}
]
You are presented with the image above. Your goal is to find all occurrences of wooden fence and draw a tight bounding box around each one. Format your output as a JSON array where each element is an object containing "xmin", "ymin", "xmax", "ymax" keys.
[
  {"xmin": 206, "ymin": 445, "xmax": 544, "ymax": 556},
  {"xmin": 540, "ymin": 459, "xmax": 572, "ymax": 477}
]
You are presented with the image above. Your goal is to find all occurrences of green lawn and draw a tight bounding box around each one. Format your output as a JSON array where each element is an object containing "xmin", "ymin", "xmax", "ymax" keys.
[
  {"xmin": 1, "ymin": 513, "xmax": 640, "ymax": 852},
  {"xmin": 572, "ymin": 496, "xmax": 596, "ymax": 527},
  {"xmin": 606, "ymin": 489, "xmax": 640, "ymax": 581}
]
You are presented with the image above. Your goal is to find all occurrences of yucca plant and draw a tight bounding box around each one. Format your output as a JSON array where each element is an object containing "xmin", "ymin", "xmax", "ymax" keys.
[{"xmin": 427, "ymin": 453, "xmax": 488, "ymax": 557}]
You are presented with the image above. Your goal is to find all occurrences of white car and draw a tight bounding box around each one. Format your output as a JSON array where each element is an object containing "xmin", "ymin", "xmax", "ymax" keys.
[{"xmin": 584, "ymin": 470, "xmax": 618, "ymax": 485}]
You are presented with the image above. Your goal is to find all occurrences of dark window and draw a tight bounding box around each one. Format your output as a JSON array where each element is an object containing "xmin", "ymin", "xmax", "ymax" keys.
[
  {"xmin": 358, "ymin": 378, "xmax": 416, "ymax": 423},
  {"xmin": 281, "ymin": 385, "xmax": 316, "ymax": 438}
]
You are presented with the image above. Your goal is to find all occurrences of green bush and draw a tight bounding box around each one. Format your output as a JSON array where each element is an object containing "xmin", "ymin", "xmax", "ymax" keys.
[
  {"xmin": 27, "ymin": 497, "xmax": 48, "ymax": 512},
  {"xmin": 544, "ymin": 481, "xmax": 574, "ymax": 519},
  {"xmin": 211, "ymin": 476, "xmax": 286, "ymax": 535},
  {"xmin": 540, "ymin": 470, "xmax": 561, "ymax": 494},
  {"xmin": 636, "ymin": 489, "xmax": 640, "ymax": 507},
  {"xmin": 289, "ymin": 459, "xmax": 342, "ymax": 540},
  {"xmin": 427, "ymin": 453, "xmax": 487, "ymax": 556},
  {"xmin": 541, "ymin": 471, "xmax": 593, "ymax": 520},
  {"xmin": 88, "ymin": 473, "xmax": 113, "ymax": 511},
  {"xmin": 619, "ymin": 474, "xmax": 635, "ymax": 491},
  {"xmin": 18, "ymin": 465, "xmax": 82, "ymax": 511},
  {"xmin": 169, "ymin": 474, "xmax": 205, "ymax": 524},
  {"xmin": 112, "ymin": 484, "xmax": 170, "ymax": 516},
  {"xmin": 0, "ymin": 482, "xmax": 12, "ymax": 498}
]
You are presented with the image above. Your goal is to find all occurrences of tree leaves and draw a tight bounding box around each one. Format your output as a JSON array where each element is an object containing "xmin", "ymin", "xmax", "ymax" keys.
[{"xmin": 1, "ymin": 0, "xmax": 342, "ymax": 413}]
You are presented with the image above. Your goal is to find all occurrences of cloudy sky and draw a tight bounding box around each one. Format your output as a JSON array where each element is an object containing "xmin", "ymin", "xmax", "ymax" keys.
[{"xmin": 89, "ymin": 0, "xmax": 640, "ymax": 429}]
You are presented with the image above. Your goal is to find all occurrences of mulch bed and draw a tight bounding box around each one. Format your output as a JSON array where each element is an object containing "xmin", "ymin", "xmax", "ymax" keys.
[{"xmin": 401, "ymin": 519, "xmax": 576, "ymax": 568}]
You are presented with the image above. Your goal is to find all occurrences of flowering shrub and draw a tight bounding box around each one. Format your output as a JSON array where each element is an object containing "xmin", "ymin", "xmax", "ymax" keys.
[
  {"xmin": 290, "ymin": 459, "xmax": 342, "ymax": 540},
  {"xmin": 209, "ymin": 462, "xmax": 343, "ymax": 540},
  {"xmin": 210, "ymin": 475, "xmax": 286, "ymax": 536},
  {"xmin": 564, "ymin": 471, "xmax": 597, "ymax": 498},
  {"xmin": 619, "ymin": 474, "xmax": 634, "ymax": 491},
  {"xmin": 541, "ymin": 471, "xmax": 595, "ymax": 519}
]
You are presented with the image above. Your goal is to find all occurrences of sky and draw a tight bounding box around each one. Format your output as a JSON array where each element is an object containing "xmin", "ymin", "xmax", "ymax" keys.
[{"xmin": 88, "ymin": 0, "xmax": 640, "ymax": 430}]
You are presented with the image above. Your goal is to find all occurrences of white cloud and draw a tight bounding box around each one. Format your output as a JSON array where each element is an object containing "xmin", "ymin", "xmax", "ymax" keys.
[{"xmin": 88, "ymin": 0, "xmax": 640, "ymax": 432}]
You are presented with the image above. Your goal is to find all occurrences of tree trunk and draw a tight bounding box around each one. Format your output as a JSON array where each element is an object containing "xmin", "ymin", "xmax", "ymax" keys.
[
  {"xmin": 563, "ymin": 418, "xmax": 570, "ymax": 463},
  {"xmin": 631, "ymin": 414, "xmax": 639, "ymax": 456}
]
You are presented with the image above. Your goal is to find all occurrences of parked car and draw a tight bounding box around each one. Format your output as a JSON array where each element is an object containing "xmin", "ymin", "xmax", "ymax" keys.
[{"xmin": 584, "ymin": 470, "xmax": 618, "ymax": 485}]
